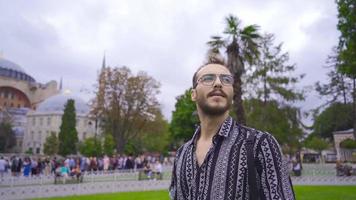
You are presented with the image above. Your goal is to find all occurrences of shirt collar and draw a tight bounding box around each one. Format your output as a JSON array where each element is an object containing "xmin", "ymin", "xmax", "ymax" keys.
[{"xmin": 188, "ymin": 116, "xmax": 234, "ymax": 145}]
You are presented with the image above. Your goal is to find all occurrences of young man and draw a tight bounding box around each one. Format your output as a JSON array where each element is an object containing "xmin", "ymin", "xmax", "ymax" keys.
[{"xmin": 169, "ymin": 62, "xmax": 295, "ymax": 200}]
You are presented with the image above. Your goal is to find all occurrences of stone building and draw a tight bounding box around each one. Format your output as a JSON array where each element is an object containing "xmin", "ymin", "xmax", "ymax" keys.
[
  {"xmin": 23, "ymin": 90, "xmax": 96, "ymax": 154},
  {"xmin": 333, "ymin": 128, "xmax": 355, "ymax": 161},
  {"xmin": 0, "ymin": 57, "xmax": 59, "ymax": 152}
]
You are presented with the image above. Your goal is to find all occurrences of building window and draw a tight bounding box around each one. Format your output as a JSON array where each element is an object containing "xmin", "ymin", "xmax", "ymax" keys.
[
  {"xmin": 38, "ymin": 131, "xmax": 42, "ymax": 140},
  {"xmin": 32, "ymin": 118, "xmax": 36, "ymax": 126},
  {"xmin": 39, "ymin": 117, "xmax": 43, "ymax": 126},
  {"xmin": 31, "ymin": 131, "xmax": 34, "ymax": 140},
  {"xmin": 83, "ymin": 132, "xmax": 87, "ymax": 140},
  {"xmin": 47, "ymin": 117, "xmax": 51, "ymax": 126}
]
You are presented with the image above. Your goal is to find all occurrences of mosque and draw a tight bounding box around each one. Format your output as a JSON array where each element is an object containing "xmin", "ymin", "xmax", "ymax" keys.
[{"xmin": 0, "ymin": 56, "xmax": 96, "ymax": 154}]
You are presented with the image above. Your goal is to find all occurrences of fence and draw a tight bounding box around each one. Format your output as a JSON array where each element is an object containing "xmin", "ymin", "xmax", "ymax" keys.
[{"xmin": 1, "ymin": 164, "xmax": 356, "ymax": 199}]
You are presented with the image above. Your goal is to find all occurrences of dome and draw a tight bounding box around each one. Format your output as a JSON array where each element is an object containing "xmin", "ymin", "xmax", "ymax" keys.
[
  {"xmin": 36, "ymin": 90, "xmax": 90, "ymax": 115},
  {"xmin": 0, "ymin": 57, "xmax": 35, "ymax": 82}
]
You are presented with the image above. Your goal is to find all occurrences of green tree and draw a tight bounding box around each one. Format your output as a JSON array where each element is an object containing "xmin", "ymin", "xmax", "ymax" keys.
[
  {"xmin": 246, "ymin": 33, "xmax": 304, "ymax": 104},
  {"xmin": 313, "ymin": 102, "xmax": 353, "ymax": 140},
  {"xmin": 140, "ymin": 112, "xmax": 170, "ymax": 153},
  {"xmin": 340, "ymin": 138, "xmax": 356, "ymax": 149},
  {"xmin": 58, "ymin": 99, "xmax": 79, "ymax": 156},
  {"xmin": 244, "ymin": 99, "xmax": 303, "ymax": 152},
  {"xmin": 103, "ymin": 134, "xmax": 116, "ymax": 156},
  {"xmin": 304, "ymin": 136, "xmax": 330, "ymax": 162},
  {"xmin": 207, "ymin": 14, "xmax": 261, "ymax": 125},
  {"xmin": 43, "ymin": 132, "xmax": 59, "ymax": 156},
  {"xmin": 0, "ymin": 121, "xmax": 16, "ymax": 152},
  {"xmin": 91, "ymin": 66, "xmax": 161, "ymax": 153},
  {"xmin": 170, "ymin": 89, "xmax": 199, "ymax": 146},
  {"xmin": 315, "ymin": 48, "xmax": 353, "ymax": 106},
  {"xmin": 336, "ymin": 0, "xmax": 356, "ymax": 137},
  {"xmin": 243, "ymin": 33, "xmax": 305, "ymax": 152},
  {"xmin": 79, "ymin": 137, "xmax": 102, "ymax": 157}
]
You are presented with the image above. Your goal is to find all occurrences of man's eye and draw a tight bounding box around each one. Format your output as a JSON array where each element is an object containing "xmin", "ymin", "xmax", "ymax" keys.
[
  {"xmin": 221, "ymin": 75, "xmax": 233, "ymax": 83},
  {"xmin": 201, "ymin": 75, "xmax": 215, "ymax": 82}
]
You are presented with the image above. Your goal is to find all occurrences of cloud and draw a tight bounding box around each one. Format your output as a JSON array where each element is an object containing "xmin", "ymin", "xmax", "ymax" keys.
[{"xmin": 0, "ymin": 0, "xmax": 339, "ymax": 121}]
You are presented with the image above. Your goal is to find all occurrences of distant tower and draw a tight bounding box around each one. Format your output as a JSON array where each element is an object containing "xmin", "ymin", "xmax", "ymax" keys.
[
  {"xmin": 102, "ymin": 52, "xmax": 106, "ymax": 70},
  {"xmin": 59, "ymin": 77, "xmax": 63, "ymax": 91}
]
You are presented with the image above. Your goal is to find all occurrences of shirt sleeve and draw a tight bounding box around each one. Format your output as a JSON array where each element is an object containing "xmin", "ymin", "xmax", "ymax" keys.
[
  {"xmin": 256, "ymin": 133, "xmax": 295, "ymax": 200},
  {"xmin": 169, "ymin": 158, "xmax": 177, "ymax": 200}
]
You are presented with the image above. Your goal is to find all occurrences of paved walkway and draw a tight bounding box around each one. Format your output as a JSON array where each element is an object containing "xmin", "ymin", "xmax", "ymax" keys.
[{"xmin": 1, "ymin": 164, "xmax": 356, "ymax": 199}]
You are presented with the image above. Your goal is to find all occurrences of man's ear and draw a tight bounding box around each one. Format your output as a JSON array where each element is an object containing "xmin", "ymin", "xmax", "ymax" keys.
[{"xmin": 191, "ymin": 88, "xmax": 197, "ymax": 102}]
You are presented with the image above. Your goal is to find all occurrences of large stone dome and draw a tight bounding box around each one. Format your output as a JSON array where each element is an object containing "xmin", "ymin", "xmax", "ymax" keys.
[
  {"xmin": 0, "ymin": 57, "xmax": 35, "ymax": 82},
  {"xmin": 36, "ymin": 90, "xmax": 90, "ymax": 115}
]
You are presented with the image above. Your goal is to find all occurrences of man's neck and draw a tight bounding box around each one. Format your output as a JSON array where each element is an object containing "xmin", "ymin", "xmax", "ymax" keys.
[{"xmin": 198, "ymin": 112, "xmax": 229, "ymax": 141}]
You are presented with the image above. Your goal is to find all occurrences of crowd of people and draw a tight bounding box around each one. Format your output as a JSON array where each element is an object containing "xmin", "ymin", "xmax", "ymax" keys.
[{"xmin": 0, "ymin": 154, "xmax": 173, "ymax": 180}]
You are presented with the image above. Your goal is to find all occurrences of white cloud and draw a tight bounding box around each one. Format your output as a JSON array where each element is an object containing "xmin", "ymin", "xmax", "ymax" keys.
[{"xmin": 0, "ymin": 0, "xmax": 339, "ymax": 121}]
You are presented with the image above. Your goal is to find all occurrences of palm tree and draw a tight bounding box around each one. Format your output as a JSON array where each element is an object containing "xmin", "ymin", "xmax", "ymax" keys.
[{"xmin": 207, "ymin": 14, "xmax": 261, "ymax": 125}]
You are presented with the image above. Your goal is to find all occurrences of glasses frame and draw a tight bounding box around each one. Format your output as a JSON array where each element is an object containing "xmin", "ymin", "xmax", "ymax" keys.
[{"xmin": 195, "ymin": 73, "xmax": 234, "ymax": 88}]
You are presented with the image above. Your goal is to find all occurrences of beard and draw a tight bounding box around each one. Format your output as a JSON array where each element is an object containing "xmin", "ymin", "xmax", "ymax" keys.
[{"xmin": 196, "ymin": 93, "xmax": 232, "ymax": 116}]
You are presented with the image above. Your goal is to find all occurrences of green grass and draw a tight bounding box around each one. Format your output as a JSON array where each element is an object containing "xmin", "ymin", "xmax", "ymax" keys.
[
  {"xmin": 294, "ymin": 185, "xmax": 356, "ymax": 200},
  {"xmin": 35, "ymin": 185, "xmax": 356, "ymax": 200}
]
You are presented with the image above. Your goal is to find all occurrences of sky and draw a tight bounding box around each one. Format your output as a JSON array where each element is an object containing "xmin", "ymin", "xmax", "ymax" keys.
[{"xmin": 0, "ymin": 0, "xmax": 340, "ymax": 124}]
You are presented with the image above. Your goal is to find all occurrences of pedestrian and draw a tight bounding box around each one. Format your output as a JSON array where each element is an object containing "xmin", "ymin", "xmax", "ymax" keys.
[
  {"xmin": 0, "ymin": 156, "xmax": 6, "ymax": 180},
  {"xmin": 169, "ymin": 60, "xmax": 295, "ymax": 200}
]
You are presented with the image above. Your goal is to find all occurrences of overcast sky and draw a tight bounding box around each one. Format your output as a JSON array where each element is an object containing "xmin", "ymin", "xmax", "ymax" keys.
[{"xmin": 0, "ymin": 0, "xmax": 339, "ymax": 124}]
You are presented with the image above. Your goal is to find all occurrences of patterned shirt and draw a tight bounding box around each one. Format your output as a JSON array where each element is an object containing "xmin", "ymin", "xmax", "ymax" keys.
[{"xmin": 169, "ymin": 116, "xmax": 295, "ymax": 200}]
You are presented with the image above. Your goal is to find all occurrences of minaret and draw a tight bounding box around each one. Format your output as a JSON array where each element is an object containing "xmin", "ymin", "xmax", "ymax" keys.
[
  {"xmin": 59, "ymin": 77, "xmax": 63, "ymax": 91},
  {"xmin": 102, "ymin": 52, "xmax": 106, "ymax": 70}
]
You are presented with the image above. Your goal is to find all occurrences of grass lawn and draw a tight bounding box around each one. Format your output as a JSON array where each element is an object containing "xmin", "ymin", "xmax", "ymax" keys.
[{"xmin": 35, "ymin": 185, "xmax": 356, "ymax": 200}]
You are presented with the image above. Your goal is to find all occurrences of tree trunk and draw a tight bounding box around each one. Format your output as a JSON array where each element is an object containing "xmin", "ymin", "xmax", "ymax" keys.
[
  {"xmin": 233, "ymin": 73, "xmax": 246, "ymax": 125},
  {"xmin": 353, "ymin": 78, "xmax": 356, "ymax": 139},
  {"xmin": 116, "ymin": 136, "xmax": 126, "ymax": 154}
]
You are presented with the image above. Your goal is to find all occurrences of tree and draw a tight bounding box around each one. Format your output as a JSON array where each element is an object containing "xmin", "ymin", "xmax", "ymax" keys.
[
  {"xmin": 103, "ymin": 134, "xmax": 116, "ymax": 156},
  {"xmin": 79, "ymin": 137, "xmax": 102, "ymax": 157},
  {"xmin": 170, "ymin": 89, "xmax": 199, "ymax": 146},
  {"xmin": 207, "ymin": 14, "xmax": 261, "ymax": 125},
  {"xmin": 139, "ymin": 112, "xmax": 170, "ymax": 153},
  {"xmin": 336, "ymin": 0, "xmax": 356, "ymax": 137},
  {"xmin": 315, "ymin": 48, "xmax": 353, "ymax": 106},
  {"xmin": 244, "ymin": 99, "xmax": 303, "ymax": 153},
  {"xmin": 312, "ymin": 102, "xmax": 353, "ymax": 140},
  {"xmin": 304, "ymin": 136, "xmax": 330, "ymax": 162},
  {"xmin": 43, "ymin": 132, "xmax": 59, "ymax": 156},
  {"xmin": 58, "ymin": 99, "xmax": 79, "ymax": 156},
  {"xmin": 340, "ymin": 138, "xmax": 356, "ymax": 149},
  {"xmin": 91, "ymin": 66, "xmax": 161, "ymax": 153},
  {"xmin": 243, "ymin": 33, "xmax": 305, "ymax": 153},
  {"xmin": 0, "ymin": 121, "xmax": 16, "ymax": 152},
  {"xmin": 246, "ymin": 33, "xmax": 304, "ymax": 104}
]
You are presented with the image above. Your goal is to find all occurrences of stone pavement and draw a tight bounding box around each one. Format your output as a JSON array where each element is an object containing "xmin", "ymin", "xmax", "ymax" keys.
[{"xmin": 1, "ymin": 164, "xmax": 356, "ymax": 199}]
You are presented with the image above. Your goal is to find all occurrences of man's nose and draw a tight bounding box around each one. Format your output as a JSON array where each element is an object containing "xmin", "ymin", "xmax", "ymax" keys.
[{"xmin": 213, "ymin": 76, "xmax": 223, "ymax": 88}]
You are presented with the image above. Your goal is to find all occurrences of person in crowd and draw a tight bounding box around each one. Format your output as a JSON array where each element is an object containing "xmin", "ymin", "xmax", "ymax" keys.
[
  {"xmin": 23, "ymin": 157, "xmax": 31, "ymax": 177},
  {"xmin": 0, "ymin": 156, "xmax": 6, "ymax": 180}
]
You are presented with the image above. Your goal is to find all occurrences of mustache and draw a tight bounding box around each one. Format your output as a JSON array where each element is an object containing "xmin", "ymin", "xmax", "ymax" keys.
[{"xmin": 207, "ymin": 89, "xmax": 227, "ymax": 97}]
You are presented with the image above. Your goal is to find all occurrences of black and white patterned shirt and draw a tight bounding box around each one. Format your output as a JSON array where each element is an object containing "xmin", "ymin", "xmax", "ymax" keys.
[{"xmin": 169, "ymin": 116, "xmax": 295, "ymax": 200}]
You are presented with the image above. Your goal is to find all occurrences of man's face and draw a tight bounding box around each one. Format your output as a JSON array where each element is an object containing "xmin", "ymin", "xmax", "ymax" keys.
[{"xmin": 192, "ymin": 64, "xmax": 233, "ymax": 116}]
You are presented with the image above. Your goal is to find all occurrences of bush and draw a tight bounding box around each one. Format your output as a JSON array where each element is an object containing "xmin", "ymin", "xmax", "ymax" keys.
[{"xmin": 340, "ymin": 138, "xmax": 356, "ymax": 149}]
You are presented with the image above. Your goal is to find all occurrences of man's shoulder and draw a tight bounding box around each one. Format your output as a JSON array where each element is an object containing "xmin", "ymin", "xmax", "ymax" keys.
[{"xmin": 236, "ymin": 123, "xmax": 271, "ymax": 141}]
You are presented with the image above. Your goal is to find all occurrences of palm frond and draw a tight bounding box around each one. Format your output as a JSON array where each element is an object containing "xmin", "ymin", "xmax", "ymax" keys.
[{"xmin": 223, "ymin": 14, "xmax": 240, "ymax": 35}]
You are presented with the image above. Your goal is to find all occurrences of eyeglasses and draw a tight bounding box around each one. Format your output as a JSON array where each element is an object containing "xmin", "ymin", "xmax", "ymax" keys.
[{"xmin": 195, "ymin": 74, "xmax": 234, "ymax": 87}]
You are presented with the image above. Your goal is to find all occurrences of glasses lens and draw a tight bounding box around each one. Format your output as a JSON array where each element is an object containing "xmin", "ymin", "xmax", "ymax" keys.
[
  {"xmin": 200, "ymin": 74, "xmax": 216, "ymax": 85},
  {"xmin": 220, "ymin": 74, "xmax": 233, "ymax": 85}
]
